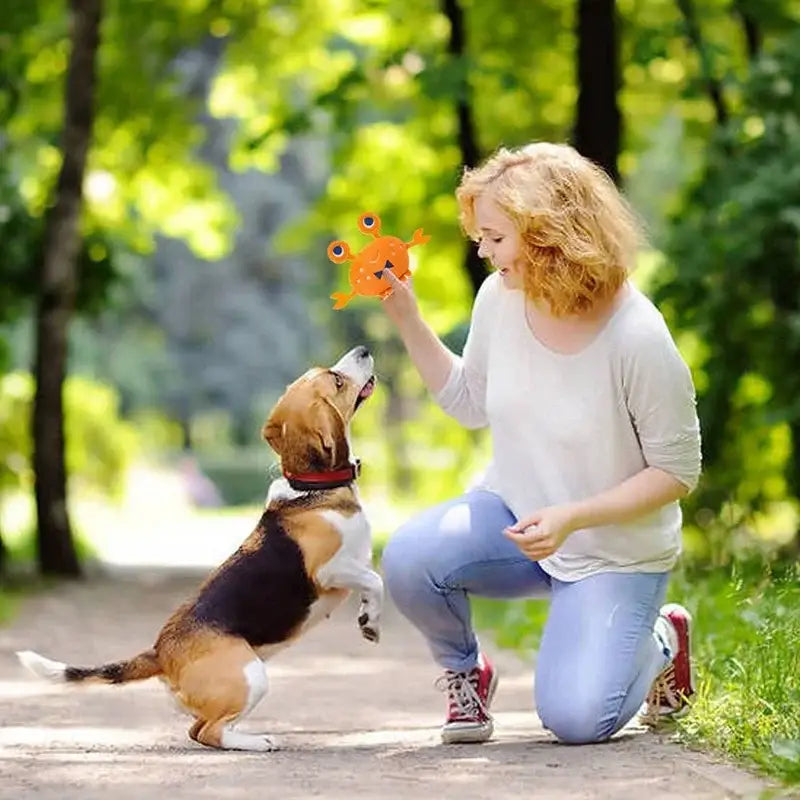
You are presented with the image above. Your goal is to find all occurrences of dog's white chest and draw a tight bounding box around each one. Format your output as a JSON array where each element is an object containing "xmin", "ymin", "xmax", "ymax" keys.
[{"xmin": 319, "ymin": 508, "xmax": 372, "ymax": 564}]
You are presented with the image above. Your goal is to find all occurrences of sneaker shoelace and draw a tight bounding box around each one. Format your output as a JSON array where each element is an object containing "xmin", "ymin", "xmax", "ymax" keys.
[
  {"xmin": 642, "ymin": 663, "xmax": 682, "ymax": 726},
  {"xmin": 435, "ymin": 669, "xmax": 487, "ymax": 721}
]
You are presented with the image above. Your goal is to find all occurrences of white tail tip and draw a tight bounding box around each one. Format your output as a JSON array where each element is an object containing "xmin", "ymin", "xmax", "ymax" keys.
[{"xmin": 16, "ymin": 650, "xmax": 67, "ymax": 682}]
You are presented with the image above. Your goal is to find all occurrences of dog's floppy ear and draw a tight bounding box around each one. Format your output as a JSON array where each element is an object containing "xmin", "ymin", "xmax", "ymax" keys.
[
  {"xmin": 308, "ymin": 398, "xmax": 347, "ymax": 469},
  {"xmin": 261, "ymin": 414, "xmax": 285, "ymax": 455},
  {"xmin": 263, "ymin": 396, "xmax": 347, "ymax": 472}
]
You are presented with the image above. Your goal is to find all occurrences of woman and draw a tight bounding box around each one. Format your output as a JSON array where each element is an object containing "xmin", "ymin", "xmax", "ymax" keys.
[{"xmin": 379, "ymin": 142, "xmax": 701, "ymax": 745}]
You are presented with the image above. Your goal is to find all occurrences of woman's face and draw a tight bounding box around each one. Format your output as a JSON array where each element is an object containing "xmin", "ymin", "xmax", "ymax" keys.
[{"xmin": 474, "ymin": 193, "xmax": 524, "ymax": 290}]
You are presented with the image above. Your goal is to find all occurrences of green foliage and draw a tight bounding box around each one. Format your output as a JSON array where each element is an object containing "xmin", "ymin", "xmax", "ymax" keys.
[
  {"xmin": 0, "ymin": 374, "xmax": 30, "ymax": 496},
  {"xmin": 2, "ymin": 0, "xmax": 800, "ymax": 574},
  {"xmin": 472, "ymin": 595, "xmax": 549, "ymax": 653},
  {"xmin": 195, "ymin": 448, "xmax": 275, "ymax": 507},
  {"xmin": 0, "ymin": 153, "xmax": 124, "ymax": 333},
  {"xmin": 1, "ymin": 0, "xmax": 239, "ymax": 279},
  {"xmin": 0, "ymin": 164, "xmax": 38, "ymax": 331},
  {"xmin": 653, "ymin": 29, "xmax": 800, "ymax": 552},
  {"xmin": 1, "ymin": 0, "xmax": 243, "ymax": 422},
  {"xmin": 63, "ymin": 376, "xmax": 139, "ymax": 497},
  {"xmin": 0, "ymin": 372, "xmax": 137, "ymax": 500},
  {"xmin": 129, "ymin": 409, "xmax": 185, "ymax": 455},
  {"xmin": 670, "ymin": 560, "xmax": 800, "ymax": 785}
]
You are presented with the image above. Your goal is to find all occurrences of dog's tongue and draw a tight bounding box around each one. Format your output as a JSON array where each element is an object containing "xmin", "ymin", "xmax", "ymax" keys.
[{"xmin": 359, "ymin": 378, "xmax": 375, "ymax": 399}]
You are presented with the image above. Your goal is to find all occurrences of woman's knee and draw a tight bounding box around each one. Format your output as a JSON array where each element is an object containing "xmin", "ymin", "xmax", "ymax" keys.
[
  {"xmin": 381, "ymin": 523, "xmax": 430, "ymax": 599},
  {"xmin": 382, "ymin": 492, "xmax": 513, "ymax": 603},
  {"xmin": 536, "ymin": 692, "xmax": 615, "ymax": 745}
]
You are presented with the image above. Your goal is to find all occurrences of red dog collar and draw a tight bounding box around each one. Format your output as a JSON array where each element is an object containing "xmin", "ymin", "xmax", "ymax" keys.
[{"xmin": 284, "ymin": 459, "xmax": 361, "ymax": 491}]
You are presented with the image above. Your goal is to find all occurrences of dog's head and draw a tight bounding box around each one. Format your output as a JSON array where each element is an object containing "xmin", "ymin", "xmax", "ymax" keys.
[{"xmin": 262, "ymin": 346, "xmax": 375, "ymax": 474}]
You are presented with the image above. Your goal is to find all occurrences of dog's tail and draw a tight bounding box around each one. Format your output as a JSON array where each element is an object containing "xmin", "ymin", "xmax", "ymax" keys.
[{"xmin": 16, "ymin": 648, "xmax": 162, "ymax": 685}]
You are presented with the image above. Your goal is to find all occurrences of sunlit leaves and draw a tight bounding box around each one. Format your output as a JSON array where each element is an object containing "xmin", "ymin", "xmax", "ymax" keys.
[
  {"xmin": 654, "ymin": 28, "xmax": 800, "ymax": 544},
  {"xmin": 0, "ymin": 372, "xmax": 137, "ymax": 500},
  {"xmin": 2, "ymin": 0, "xmax": 239, "ymax": 260}
]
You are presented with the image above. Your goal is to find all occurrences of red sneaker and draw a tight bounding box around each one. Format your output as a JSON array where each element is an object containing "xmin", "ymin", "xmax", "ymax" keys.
[
  {"xmin": 643, "ymin": 603, "xmax": 695, "ymax": 725},
  {"xmin": 437, "ymin": 651, "xmax": 498, "ymax": 744}
]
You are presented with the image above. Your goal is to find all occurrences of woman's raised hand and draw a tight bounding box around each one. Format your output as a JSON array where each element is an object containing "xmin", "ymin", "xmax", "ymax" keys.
[{"xmin": 381, "ymin": 269, "xmax": 420, "ymax": 326}]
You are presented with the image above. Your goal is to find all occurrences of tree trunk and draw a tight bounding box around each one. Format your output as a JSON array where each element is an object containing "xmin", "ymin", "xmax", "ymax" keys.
[
  {"xmin": 676, "ymin": 0, "xmax": 728, "ymax": 127},
  {"xmin": 441, "ymin": 0, "xmax": 488, "ymax": 298},
  {"xmin": 573, "ymin": 0, "xmax": 621, "ymax": 184},
  {"xmin": 733, "ymin": 1, "xmax": 761, "ymax": 61},
  {"xmin": 32, "ymin": 0, "xmax": 102, "ymax": 577},
  {"xmin": 0, "ymin": 526, "xmax": 6, "ymax": 575}
]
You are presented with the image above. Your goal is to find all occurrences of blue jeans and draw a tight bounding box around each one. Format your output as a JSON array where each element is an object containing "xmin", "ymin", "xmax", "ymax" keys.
[{"xmin": 381, "ymin": 490, "xmax": 671, "ymax": 744}]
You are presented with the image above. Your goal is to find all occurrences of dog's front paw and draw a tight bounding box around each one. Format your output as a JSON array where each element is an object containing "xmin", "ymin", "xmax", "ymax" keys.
[{"xmin": 358, "ymin": 612, "xmax": 380, "ymax": 644}]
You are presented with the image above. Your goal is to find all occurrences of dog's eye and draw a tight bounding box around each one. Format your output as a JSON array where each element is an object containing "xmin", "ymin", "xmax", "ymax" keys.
[{"xmin": 332, "ymin": 372, "xmax": 344, "ymax": 390}]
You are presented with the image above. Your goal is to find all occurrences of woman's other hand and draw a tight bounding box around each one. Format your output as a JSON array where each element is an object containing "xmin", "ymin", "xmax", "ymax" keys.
[{"xmin": 502, "ymin": 504, "xmax": 578, "ymax": 561}]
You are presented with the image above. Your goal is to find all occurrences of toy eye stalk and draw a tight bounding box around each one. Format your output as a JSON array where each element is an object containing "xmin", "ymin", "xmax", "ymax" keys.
[
  {"xmin": 327, "ymin": 240, "xmax": 351, "ymax": 264},
  {"xmin": 358, "ymin": 212, "xmax": 382, "ymax": 237}
]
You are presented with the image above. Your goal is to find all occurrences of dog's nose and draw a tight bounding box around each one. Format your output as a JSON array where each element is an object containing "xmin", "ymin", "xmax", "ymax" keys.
[{"xmin": 354, "ymin": 345, "xmax": 370, "ymax": 360}]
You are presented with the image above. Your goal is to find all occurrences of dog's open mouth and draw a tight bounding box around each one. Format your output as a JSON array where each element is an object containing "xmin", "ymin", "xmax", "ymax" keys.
[{"xmin": 355, "ymin": 375, "xmax": 376, "ymax": 410}]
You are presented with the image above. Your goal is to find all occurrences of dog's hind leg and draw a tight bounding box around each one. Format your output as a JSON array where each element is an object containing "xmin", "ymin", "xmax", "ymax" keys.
[
  {"xmin": 179, "ymin": 638, "xmax": 275, "ymax": 751},
  {"xmin": 188, "ymin": 718, "xmax": 204, "ymax": 742},
  {"xmin": 193, "ymin": 717, "xmax": 276, "ymax": 752},
  {"xmin": 194, "ymin": 713, "xmax": 276, "ymax": 752},
  {"xmin": 190, "ymin": 659, "xmax": 274, "ymax": 751}
]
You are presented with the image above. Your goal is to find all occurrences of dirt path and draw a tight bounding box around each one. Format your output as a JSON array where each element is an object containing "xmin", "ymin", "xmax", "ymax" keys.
[{"xmin": 0, "ymin": 566, "xmax": 770, "ymax": 799}]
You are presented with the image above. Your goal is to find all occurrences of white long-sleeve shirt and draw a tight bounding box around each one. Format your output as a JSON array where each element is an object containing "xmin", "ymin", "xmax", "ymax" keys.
[{"xmin": 435, "ymin": 272, "xmax": 702, "ymax": 582}]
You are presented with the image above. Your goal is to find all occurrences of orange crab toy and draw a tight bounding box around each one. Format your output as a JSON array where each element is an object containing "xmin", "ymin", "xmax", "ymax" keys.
[{"xmin": 327, "ymin": 212, "xmax": 430, "ymax": 309}]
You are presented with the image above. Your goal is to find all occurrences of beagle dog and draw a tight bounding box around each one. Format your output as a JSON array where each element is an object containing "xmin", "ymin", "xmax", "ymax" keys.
[{"xmin": 17, "ymin": 345, "xmax": 383, "ymax": 752}]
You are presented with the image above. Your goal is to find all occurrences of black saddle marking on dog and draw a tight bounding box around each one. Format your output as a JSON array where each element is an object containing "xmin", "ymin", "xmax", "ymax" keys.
[{"xmin": 191, "ymin": 511, "xmax": 317, "ymax": 647}]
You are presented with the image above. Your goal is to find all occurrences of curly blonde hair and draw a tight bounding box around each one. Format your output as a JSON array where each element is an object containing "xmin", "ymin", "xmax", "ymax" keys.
[{"xmin": 456, "ymin": 142, "xmax": 643, "ymax": 316}]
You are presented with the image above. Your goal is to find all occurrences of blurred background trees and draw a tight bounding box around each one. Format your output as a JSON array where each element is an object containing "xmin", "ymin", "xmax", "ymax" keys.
[{"xmin": 1, "ymin": 0, "xmax": 799, "ymax": 575}]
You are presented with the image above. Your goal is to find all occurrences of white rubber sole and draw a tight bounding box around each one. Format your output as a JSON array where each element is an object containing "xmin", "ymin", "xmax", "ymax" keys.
[{"xmin": 440, "ymin": 664, "xmax": 499, "ymax": 745}]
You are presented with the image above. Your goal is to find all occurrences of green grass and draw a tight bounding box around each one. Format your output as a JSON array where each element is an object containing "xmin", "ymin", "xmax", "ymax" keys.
[
  {"xmin": 669, "ymin": 560, "xmax": 800, "ymax": 786},
  {"xmin": 473, "ymin": 558, "xmax": 800, "ymax": 787}
]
